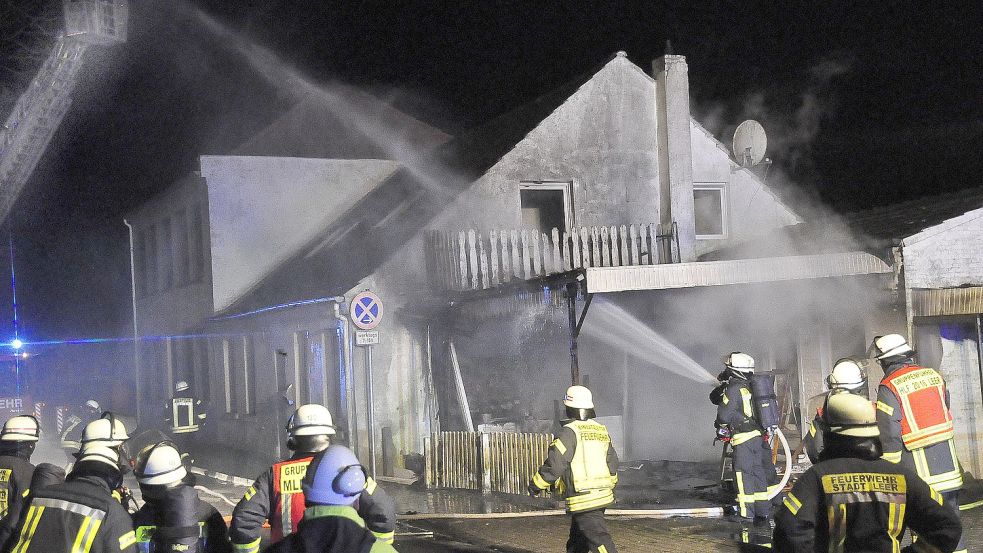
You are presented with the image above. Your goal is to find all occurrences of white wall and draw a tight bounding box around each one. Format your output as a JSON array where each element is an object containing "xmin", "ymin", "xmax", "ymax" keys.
[{"xmin": 903, "ymin": 206, "xmax": 983, "ymax": 289}]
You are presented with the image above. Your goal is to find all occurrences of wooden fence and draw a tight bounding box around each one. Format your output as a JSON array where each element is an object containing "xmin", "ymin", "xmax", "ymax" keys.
[
  {"xmin": 426, "ymin": 431, "xmax": 553, "ymax": 495},
  {"xmin": 427, "ymin": 222, "xmax": 677, "ymax": 292}
]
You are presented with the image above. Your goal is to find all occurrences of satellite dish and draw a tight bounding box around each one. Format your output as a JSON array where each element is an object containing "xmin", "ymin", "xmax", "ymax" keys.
[{"xmin": 732, "ymin": 120, "xmax": 767, "ymax": 167}]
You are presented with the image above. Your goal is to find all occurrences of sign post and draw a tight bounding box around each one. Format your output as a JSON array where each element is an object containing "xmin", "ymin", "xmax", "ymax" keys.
[{"xmin": 350, "ymin": 291, "xmax": 383, "ymax": 478}]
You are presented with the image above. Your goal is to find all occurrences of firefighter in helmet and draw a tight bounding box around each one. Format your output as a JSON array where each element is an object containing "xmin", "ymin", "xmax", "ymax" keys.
[
  {"xmin": 230, "ymin": 404, "xmax": 396, "ymax": 553},
  {"xmin": 164, "ymin": 380, "xmax": 206, "ymax": 461},
  {"xmin": 0, "ymin": 415, "xmax": 60, "ymax": 546},
  {"xmin": 528, "ymin": 385, "xmax": 619, "ymax": 553},
  {"xmin": 132, "ymin": 441, "xmax": 232, "ymax": 553},
  {"xmin": 712, "ymin": 352, "xmax": 774, "ymax": 523},
  {"xmin": 870, "ymin": 333, "xmax": 966, "ymax": 553},
  {"xmin": 801, "ymin": 357, "xmax": 869, "ymax": 464},
  {"xmin": 264, "ymin": 445, "xmax": 397, "ymax": 553},
  {"xmin": 8, "ymin": 421, "xmax": 137, "ymax": 552},
  {"xmin": 774, "ymin": 393, "xmax": 962, "ymax": 552}
]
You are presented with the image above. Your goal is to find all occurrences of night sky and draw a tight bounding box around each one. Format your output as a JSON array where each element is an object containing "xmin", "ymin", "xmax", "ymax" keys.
[{"xmin": 0, "ymin": 1, "xmax": 981, "ymax": 341}]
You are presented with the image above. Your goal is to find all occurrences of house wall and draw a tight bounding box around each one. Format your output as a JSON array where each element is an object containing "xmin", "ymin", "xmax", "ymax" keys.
[{"xmin": 903, "ymin": 206, "xmax": 983, "ymax": 289}]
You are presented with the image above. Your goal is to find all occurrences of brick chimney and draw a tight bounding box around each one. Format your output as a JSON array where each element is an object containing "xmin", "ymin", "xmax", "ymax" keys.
[{"xmin": 653, "ymin": 55, "xmax": 696, "ymax": 262}]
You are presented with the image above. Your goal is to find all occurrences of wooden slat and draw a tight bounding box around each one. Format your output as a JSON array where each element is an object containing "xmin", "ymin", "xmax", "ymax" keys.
[
  {"xmin": 499, "ymin": 230, "xmax": 511, "ymax": 283},
  {"xmin": 562, "ymin": 230, "xmax": 572, "ymax": 271},
  {"xmin": 478, "ymin": 233, "xmax": 490, "ymax": 289},
  {"xmin": 521, "ymin": 230, "xmax": 531, "ymax": 278},
  {"xmin": 590, "ymin": 226, "xmax": 600, "ymax": 268},
  {"xmin": 467, "ymin": 230, "xmax": 479, "ymax": 290},
  {"xmin": 619, "ymin": 225, "xmax": 629, "ymax": 267},
  {"xmin": 457, "ymin": 231, "xmax": 468, "ymax": 290},
  {"xmin": 570, "ymin": 228, "xmax": 581, "ymax": 269},
  {"xmin": 629, "ymin": 224, "xmax": 639, "ymax": 266},
  {"xmin": 489, "ymin": 230, "xmax": 500, "ymax": 287},
  {"xmin": 551, "ymin": 228, "xmax": 562, "ymax": 273},
  {"xmin": 511, "ymin": 230, "xmax": 521, "ymax": 279},
  {"xmin": 531, "ymin": 230, "xmax": 542, "ymax": 276},
  {"xmin": 600, "ymin": 226, "xmax": 610, "ymax": 267}
]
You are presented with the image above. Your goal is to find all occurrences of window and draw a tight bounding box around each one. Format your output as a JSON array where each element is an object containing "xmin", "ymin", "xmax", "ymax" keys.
[
  {"xmin": 694, "ymin": 184, "xmax": 727, "ymax": 238},
  {"xmin": 159, "ymin": 218, "xmax": 173, "ymax": 290},
  {"xmin": 190, "ymin": 204, "xmax": 205, "ymax": 282},
  {"xmin": 144, "ymin": 225, "xmax": 158, "ymax": 295},
  {"xmin": 174, "ymin": 208, "xmax": 189, "ymax": 287},
  {"xmin": 519, "ymin": 182, "xmax": 573, "ymax": 234}
]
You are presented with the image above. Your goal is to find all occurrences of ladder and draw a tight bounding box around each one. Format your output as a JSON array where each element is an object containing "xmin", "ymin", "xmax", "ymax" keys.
[{"xmin": 0, "ymin": 0, "xmax": 127, "ymax": 222}]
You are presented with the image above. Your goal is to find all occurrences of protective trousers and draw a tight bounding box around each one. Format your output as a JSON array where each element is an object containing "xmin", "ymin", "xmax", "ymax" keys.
[
  {"xmin": 733, "ymin": 438, "xmax": 771, "ymax": 519},
  {"xmin": 566, "ymin": 509, "xmax": 617, "ymax": 553},
  {"xmin": 942, "ymin": 491, "xmax": 967, "ymax": 553}
]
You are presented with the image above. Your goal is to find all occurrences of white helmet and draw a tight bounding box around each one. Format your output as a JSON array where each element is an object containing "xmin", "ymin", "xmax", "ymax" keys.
[
  {"xmin": 725, "ymin": 352, "xmax": 755, "ymax": 374},
  {"xmin": 562, "ymin": 385, "xmax": 594, "ymax": 410},
  {"xmin": 827, "ymin": 358, "xmax": 867, "ymax": 391},
  {"xmin": 134, "ymin": 442, "xmax": 187, "ymax": 486},
  {"xmin": 174, "ymin": 381, "xmax": 190, "ymax": 393},
  {"xmin": 869, "ymin": 334, "xmax": 913, "ymax": 361},
  {"xmin": 77, "ymin": 445, "xmax": 121, "ymax": 469},
  {"xmin": 81, "ymin": 414, "xmax": 129, "ymax": 446},
  {"xmin": 286, "ymin": 404, "xmax": 336, "ymax": 437},
  {"xmin": 823, "ymin": 393, "xmax": 879, "ymax": 438},
  {"xmin": 84, "ymin": 399, "xmax": 100, "ymax": 411},
  {"xmin": 0, "ymin": 415, "xmax": 40, "ymax": 442}
]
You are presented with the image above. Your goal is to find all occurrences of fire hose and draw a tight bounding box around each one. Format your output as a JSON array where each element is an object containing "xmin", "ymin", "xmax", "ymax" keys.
[{"xmin": 768, "ymin": 427, "xmax": 793, "ymax": 500}]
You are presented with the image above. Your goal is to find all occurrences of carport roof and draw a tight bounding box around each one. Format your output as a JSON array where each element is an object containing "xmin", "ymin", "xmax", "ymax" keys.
[{"xmin": 584, "ymin": 251, "xmax": 891, "ymax": 294}]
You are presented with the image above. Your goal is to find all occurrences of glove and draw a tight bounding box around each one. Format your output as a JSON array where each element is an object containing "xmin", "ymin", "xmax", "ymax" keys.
[
  {"xmin": 157, "ymin": 485, "xmax": 200, "ymax": 549},
  {"xmin": 528, "ymin": 480, "xmax": 541, "ymax": 497}
]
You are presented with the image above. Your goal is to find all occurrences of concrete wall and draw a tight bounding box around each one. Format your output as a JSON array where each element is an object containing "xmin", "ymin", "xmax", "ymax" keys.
[
  {"xmin": 690, "ymin": 122, "xmax": 800, "ymax": 257},
  {"xmin": 903, "ymin": 206, "xmax": 983, "ymax": 289}
]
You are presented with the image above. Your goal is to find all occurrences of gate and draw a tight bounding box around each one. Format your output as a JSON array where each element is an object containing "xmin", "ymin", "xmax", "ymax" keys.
[{"xmin": 426, "ymin": 431, "xmax": 552, "ymax": 494}]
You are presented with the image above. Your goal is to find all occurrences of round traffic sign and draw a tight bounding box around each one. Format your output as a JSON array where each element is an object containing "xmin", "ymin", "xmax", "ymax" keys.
[{"xmin": 350, "ymin": 291, "xmax": 384, "ymax": 330}]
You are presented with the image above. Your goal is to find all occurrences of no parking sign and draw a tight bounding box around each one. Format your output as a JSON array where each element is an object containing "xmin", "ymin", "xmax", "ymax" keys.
[{"xmin": 350, "ymin": 291, "xmax": 383, "ymax": 330}]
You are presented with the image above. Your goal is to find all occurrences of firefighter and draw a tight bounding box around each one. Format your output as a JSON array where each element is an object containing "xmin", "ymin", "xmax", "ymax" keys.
[
  {"xmin": 60, "ymin": 400, "xmax": 100, "ymax": 467},
  {"xmin": 6, "ymin": 443, "xmax": 137, "ymax": 552},
  {"xmin": 801, "ymin": 357, "xmax": 869, "ymax": 464},
  {"xmin": 164, "ymin": 381, "xmax": 206, "ymax": 460},
  {"xmin": 264, "ymin": 445, "xmax": 397, "ymax": 553},
  {"xmin": 774, "ymin": 393, "xmax": 961, "ymax": 552},
  {"xmin": 870, "ymin": 333, "xmax": 967, "ymax": 553},
  {"xmin": 713, "ymin": 352, "xmax": 773, "ymax": 523},
  {"xmin": 0, "ymin": 416, "xmax": 42, "ymax": 546},
  {"xmin": 528, "ymin": 385, "xmax": 619, "ymax": 553},
  {"xmin": 132, "ymin": 441, "xmax": 232, "ymax": 553},
  {"xmin": 229, "ymin": 404, "xmax": 395, "ymax": 553}
]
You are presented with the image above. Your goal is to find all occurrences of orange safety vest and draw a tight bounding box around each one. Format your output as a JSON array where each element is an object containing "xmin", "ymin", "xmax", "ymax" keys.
[
  {"xmin": 271, "ymin": 456, "xmax": 313, "ymax": 541},
  {"xmin": 882, "ymin": 365, "xmax": 954, "ymax": 450}
]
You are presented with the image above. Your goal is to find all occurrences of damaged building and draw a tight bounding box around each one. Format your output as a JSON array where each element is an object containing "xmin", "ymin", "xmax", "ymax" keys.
[{"xmin": 124, "ymin": 52, "xmax": 982, "ymax": 485}]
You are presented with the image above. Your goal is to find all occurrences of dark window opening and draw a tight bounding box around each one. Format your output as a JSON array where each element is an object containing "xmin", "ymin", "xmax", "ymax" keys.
[
  {"xmin": 694, "ymin": 188, "xmax": 725, "ymax": 237},
  {"xmin": 520, "ymin": 188, "xmax": 567, "ymax": 234}
]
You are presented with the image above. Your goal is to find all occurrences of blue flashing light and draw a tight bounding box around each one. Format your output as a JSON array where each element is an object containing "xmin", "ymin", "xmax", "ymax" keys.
[{"xmin": 11, "ymin": 338, "xmax": 22, "ymax": 350}]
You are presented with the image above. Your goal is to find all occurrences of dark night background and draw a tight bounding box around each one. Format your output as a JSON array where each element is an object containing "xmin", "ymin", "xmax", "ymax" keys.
[{"xmin": 0, "ymin": 1, "xmax": 981, "ymax": 342}]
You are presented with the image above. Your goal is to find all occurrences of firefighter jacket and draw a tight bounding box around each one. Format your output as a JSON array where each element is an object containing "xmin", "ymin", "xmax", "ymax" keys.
[
  {"xmin": 530, "ymin": 419, "xmax": 619, "ymax": 513},
  {"xmin": 6, "ymin": 463, "xmax": 137, "ymax": 553},
  {"xmin": 132, "ymin": 485, "xmax": 232, "ymax": 553},
  {"xmin": 164, "ymin": 394, "xmax": 206, "ymax": 435},
  {"xmin": 715, "ymin": 377, "xmax": 762, "ymax": 446},
  {"xmin": 263, "ymin": 505, "xmax": 396, "ymax": 553},
  {"xmin": 229, "ymin": 454, "xmax": 396, "ymax": 553},
  {"xmin": 774, "ymin": 456, "xmax": 961, "ymax": 553},
  {"xmin": 0, "ymin": 452, "xmax": 34, "ymax": 548},
  {"xmin": 876, "ymin": 363, "xmax": 963, "ymax": 493}
]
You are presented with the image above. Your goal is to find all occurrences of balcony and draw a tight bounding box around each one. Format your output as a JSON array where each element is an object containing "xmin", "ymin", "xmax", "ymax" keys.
[{"xmin": 427, "ymin": 222, "xmax": 678, "ymax": 292}]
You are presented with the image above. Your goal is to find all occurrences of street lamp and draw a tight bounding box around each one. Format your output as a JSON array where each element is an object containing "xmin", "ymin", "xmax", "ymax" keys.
[{"xmin": 10, "ymin": 338, "xmax": 22, "ymax": 350}]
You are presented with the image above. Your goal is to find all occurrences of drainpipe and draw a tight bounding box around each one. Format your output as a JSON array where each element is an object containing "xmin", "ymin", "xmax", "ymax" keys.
[
  {"xmin": 123, "ymin": 220, "xmax": 141, "ymax": 427},
  {"xmin": 333, "ymin": 300, "xmax": 357, "ymax": 453}
]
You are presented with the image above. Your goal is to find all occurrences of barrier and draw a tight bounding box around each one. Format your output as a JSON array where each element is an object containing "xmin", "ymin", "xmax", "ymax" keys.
[{"xmin": 426, "ymin": 431, "xmax": 551, "ymax": 495}]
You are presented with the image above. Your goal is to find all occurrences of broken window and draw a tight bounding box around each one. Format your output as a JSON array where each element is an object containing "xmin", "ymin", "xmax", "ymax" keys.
[
  {"xmin": 694, "ymin": 185, "xmax": 727, "ymax": 238},
  {"xmin": 519, "ymin": 182, "xmax": 572, "ymax": 234}
]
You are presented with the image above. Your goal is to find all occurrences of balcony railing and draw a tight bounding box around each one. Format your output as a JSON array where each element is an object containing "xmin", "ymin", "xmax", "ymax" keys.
[{"xmin": 427, "ymin": 222, "xmax": 678, "ymax": 292}]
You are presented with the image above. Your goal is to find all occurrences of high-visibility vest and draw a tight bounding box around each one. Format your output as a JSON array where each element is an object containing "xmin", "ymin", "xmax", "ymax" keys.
[
  {"xmin": 169, "ymin": 397, "xmax": 200, "ymax": 434},
  {"xmin": 562, "ymin": 420, "xmax": 617, "ymax": 512},
  {"xmin": 270, "ymin": 457, "xmax": 313, "ymax": 541},
  {"xmin": 883, "ymin": 365, "xmax": 954, "ymax": 450}
]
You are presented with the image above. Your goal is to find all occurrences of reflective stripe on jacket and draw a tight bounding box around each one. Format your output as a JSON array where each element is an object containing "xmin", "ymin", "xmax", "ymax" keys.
[
  {"xmin": 881, "ymin": 365, "xmax": 954, "ymax": 450},
  {"xmin": 8, "ymin": 474, "xmax": 136, "ymax": 553},
  {"xmin": 271, "ymin": 457, "xmax": 312, "ymax": 542},
  {"xmin": 531, "ymin": 419, "xmax": 619, "ymax": 513}
]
